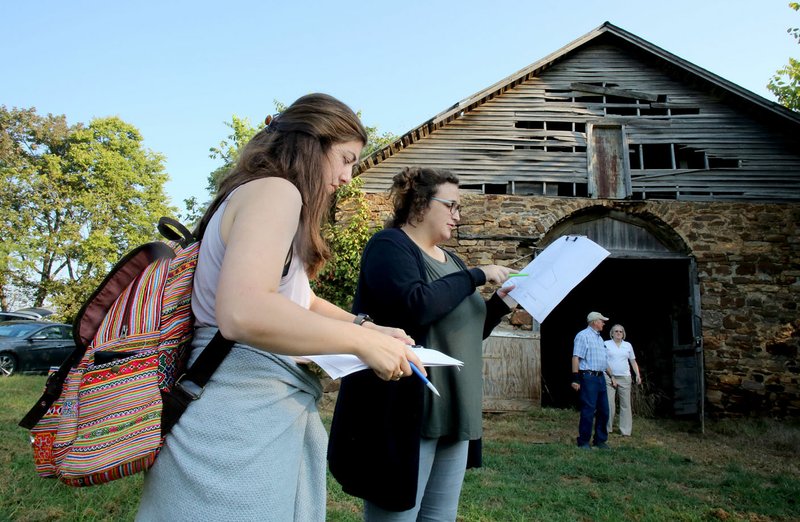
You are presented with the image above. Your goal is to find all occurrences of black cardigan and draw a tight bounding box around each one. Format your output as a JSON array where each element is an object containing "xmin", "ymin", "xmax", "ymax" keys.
[{"xmin": 327, "ymin": 228, "xmax": 510, "ymax": 511}]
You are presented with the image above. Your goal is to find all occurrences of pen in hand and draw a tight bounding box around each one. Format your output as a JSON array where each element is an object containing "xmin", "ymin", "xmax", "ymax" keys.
[
  {"xmin": 406, "ymin": 345, "xmax": 441, "ymax": 397},
  {"xmin": 508, "ymin": 273, "xmax": 529, "ymax": 278},
  {"xmin": 408, "ymin": 361, "xmax": 441, "ymax": 397}
]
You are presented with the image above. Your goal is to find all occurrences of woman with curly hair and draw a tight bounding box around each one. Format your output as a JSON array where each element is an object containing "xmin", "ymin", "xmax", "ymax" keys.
[{"xmin": 329, "ymin": 166, "xmax": 516, "ymax": 521}]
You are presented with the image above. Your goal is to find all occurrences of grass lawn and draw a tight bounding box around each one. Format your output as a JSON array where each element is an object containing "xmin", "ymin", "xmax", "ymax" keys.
[{"xmin": 3, "ymin": 375, "xmax": 799, "ymax": 521}]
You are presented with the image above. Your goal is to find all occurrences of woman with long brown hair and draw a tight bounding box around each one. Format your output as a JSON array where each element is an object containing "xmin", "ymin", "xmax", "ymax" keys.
[{"xmin": 137, "ymin": 94, "xmax": 423, "ymax": 521}]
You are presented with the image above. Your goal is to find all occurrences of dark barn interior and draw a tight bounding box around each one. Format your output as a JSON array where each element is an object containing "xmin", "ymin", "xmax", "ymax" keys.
[{"xmin": 539, "ymin": 257, "xmax": 695, "ymax": 416}]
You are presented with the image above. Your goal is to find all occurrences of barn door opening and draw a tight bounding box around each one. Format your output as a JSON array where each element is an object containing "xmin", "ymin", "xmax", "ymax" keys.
[
  {"xmin": 534, "ymin": 209, "xmax": 701, "ymax": 418},
  {"xmin": 539, "ymin": 258, "xmax": 692, "ymax": 417}
]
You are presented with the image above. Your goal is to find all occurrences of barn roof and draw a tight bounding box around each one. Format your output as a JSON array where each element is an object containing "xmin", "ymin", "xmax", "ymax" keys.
[{"xmin": 357, "ymin": 21, "xmax": 800, "ymax": 175}]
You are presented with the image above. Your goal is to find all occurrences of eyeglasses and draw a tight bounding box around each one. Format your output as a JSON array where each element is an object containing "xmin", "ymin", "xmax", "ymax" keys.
[{"xmin": 431, "ymin": 197, "xmax": 461, "ymax": 215}]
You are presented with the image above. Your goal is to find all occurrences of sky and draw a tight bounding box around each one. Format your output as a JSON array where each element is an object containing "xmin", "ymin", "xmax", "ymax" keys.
[{"xmin": 4, "ymin": 1, "xmax": 798, "ymax": 209}]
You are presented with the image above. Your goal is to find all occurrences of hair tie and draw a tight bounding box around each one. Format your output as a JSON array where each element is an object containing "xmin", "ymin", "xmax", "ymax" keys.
[{"xmin": 264, "ymin": 113, "xmax": 280, "ymax": 133}]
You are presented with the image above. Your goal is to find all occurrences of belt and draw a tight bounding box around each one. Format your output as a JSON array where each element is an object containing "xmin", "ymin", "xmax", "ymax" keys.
[{"xmin": 580, "ymin": 370, "xmax": 605, "ymax": 377}]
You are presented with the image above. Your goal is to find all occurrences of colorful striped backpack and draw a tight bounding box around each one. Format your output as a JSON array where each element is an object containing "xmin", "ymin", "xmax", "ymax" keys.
[{"xmin": 19, "ymin": 217, "xmax": 233, "ymax": 486}]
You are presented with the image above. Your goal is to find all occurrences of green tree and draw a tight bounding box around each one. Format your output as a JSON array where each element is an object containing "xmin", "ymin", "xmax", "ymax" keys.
[
  {"xmin": 206, "ymin": 114, "xmax": 265, "ymax": 197},
  {"xmin": 768, "ymin": 2, "xmax": 800, "ymax": 110},
  {"xmin": 311, "ymin": 176, "xmax": 378, "ymax": 309},
  {"xmin": 310, "ymin": 115, "xmax": 396, "ymax": 308},
  {"xmin": 363, "ymin": 123, "xmax": 397, "ymax": 157},
  {"xmin": 176, "ymin": 114, "xmax": 266, "ymax": 226},
  {"xmin": 0, "ymin": 107, "xmax": 68, "ymax": 310},
  {"xmin": 0, "ymin": 106, "xmax": 175, "ymax": 320}
]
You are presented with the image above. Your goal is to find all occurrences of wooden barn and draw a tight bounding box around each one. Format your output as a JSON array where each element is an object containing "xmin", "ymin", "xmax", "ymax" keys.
[{"xmin": 354, "ymin": 22, "xmax": 800, "ymax": 419}]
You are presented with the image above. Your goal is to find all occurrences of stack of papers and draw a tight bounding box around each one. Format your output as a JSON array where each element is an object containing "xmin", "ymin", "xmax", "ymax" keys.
[{"xmin": 303, "ymin": 346, "xmax": 463, "ymax": 380}]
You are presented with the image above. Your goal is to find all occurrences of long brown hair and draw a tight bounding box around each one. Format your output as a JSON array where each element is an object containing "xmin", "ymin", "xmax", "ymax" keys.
[
  {"xmin": 385, "ymin": 166, "xmax": 459, "ymax": 228},
  {"xmin": 196, "ymin": 93, "xmax": 367, "ymax": 278}
]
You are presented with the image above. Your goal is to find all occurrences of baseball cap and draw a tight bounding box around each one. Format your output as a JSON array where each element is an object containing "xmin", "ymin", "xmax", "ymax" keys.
[{"xmin": 587, "ymin": 311, "xmax": 609, "ymax": 322}]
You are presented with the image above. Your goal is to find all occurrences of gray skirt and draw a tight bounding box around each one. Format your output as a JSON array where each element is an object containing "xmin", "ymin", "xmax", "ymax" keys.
[{"xmin": 136, "ymin": 327, "xmax": 326, "ymax": 521}]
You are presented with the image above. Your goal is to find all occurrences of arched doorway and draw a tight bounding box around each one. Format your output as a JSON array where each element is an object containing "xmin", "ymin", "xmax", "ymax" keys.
[{"xmin": 538, "ymin": 208, "xmax": 703, "ymax": 421}]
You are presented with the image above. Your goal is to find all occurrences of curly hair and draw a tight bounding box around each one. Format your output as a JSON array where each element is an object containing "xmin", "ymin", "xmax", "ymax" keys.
[
  {"xmin": 385, "ymin": 166, "xmax": 459, "ymax": 228},
  {"xmin": 195, "ymin": 93, "xmax": 367, "ymax": 278}
]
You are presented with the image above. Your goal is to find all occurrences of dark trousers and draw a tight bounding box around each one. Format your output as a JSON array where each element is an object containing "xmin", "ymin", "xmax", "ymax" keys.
[{"xmin": 577, "ymin": 373, "xmax": 609, "ymax": 446}]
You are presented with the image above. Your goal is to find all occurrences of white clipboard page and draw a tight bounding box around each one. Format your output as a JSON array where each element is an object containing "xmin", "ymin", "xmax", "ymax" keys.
[
  {"xmin": 303, "ymin": 347, "xmax": 463, "ymax": 380},
  {"xmin": 506, "ymin": 235, "xmax": 610, "ymax": 322}
]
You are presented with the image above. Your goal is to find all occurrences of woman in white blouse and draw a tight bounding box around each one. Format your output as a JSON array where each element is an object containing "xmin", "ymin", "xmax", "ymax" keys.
[{"xmin": 604, "ymin": 324, "xmax": 642, "ymax": 436}]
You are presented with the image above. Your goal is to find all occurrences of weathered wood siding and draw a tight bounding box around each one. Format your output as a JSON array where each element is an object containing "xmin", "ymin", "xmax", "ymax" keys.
[
  {"xmin": 360, "ymin": 43, "xmax": 800, "ymax": 201},
  {"xmin": 482, "ymin": 330, "xmax": 541, "ymax": 411}
]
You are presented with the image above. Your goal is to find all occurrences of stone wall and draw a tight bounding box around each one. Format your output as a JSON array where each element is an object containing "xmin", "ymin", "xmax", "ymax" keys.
[{"xmin": 363, "ymin": 193, "xmax": 800, "ymax": 417}]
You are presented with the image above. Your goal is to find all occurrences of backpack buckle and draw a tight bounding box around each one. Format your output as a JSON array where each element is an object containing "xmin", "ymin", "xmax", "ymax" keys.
[{"xmin": 174, "ymin": 375, "xmax": 204, "ymax": 401}]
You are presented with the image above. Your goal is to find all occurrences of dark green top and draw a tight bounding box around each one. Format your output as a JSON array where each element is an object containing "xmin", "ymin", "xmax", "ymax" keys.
[{"xmin": 421, "ymin": 250, "xmax": 486, "ymax": 440}]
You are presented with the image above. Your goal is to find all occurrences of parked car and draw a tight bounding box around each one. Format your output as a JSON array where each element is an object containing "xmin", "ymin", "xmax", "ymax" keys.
[
  {"xmin": 12, "ymin": 307, "xmax": 55, "ymax": 320},
  {"xmin": 0, "ymin": 321, "xmax": 75, "ymax": 376},
  {"xmin": 0, "ymin": 311, "xmax": 40, "ymax": 321}
]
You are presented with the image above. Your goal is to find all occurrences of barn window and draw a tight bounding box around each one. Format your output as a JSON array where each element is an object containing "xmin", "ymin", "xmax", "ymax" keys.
[
  {"xmin": 639, "ymin": 106, "xmax": 669, "ymax": 116},
  {"xmin": 708, "ymin": 157, "xmax": 740, "ymax": 168},
  {"xmin": 484, "ymin": 183, "xmax": 508, "ymax": 194},
  {"xmin": 675, "ymin": 146, "xmax": 707, "ymax": 169},
  {"xmin": 641, "ymin": 144, "xmax": 674, "ymax": 169},
  {"xmin": 670, "ymin": 107, "xmax": 701, "ymax": 116},
  {"xmin": 605, "ymin": 95, "xmax": 639, "ymax": 116},
  {"xmin": 514, "ymin": 120, "xmax": 586, "ymax": 152},
  {"xmin": 640, "ymin": 190, "xmax": 678, "ymax": 200},
  {"xmin": 629, "ymin": 145, "xmax": 641, "ymax": 169},
  {"xmin": 631, "ymin": 143, "xmax": 741, "ymax": 171},
  {"xmin": 546, "ymin": 121, "xmax": 573, "ymax": 131},
  {"xmin": 515, "ymin": 121, "xmax": 544, "ymax": 129},
  {"xmin": 511, "ymin": 182, "xmax": 588, "ymax": 197},
  {"xmin": 461, "ymin": 183, "xmax": 510, "ymax": 194},
  {"xmin": 514, "ymin": 182, "xmax": 559, "ymax": 196},
  {"xmin": 560, "ymin": 182, "xmax": 588, "ymax": 197},
  {"xmin": 549, "ymin": 85, "xmax": 700, "ymax": 119}
]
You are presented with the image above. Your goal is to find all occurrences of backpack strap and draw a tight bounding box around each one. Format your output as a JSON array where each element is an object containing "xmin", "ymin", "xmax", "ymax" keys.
[
  {"xmin": 160, "ymin": 331, "xmax": 235, "ymax": 436},
  {"xmin": 19, "ymin": 351, "xmax": 79, "ymax": 429},
  {"xmin": 161, "ymin": 245, "xmax": 292, "ymax": 435},
  {"xmin": 158, "ymin": 217, "xmax": 197, "ymax": 247},
  {"xmin": 282, "ymin": 248, "xmax": 293, "ymax": 277}
]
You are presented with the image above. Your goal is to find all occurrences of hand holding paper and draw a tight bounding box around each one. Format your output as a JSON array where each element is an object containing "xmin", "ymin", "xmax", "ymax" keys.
[
  {"xmin": 304, "ymin": 346, "xmax": 463, "ymax": 380},
  {"xmin": 504, "ymin": 235, "xmax": 610, "ymax": 322}
]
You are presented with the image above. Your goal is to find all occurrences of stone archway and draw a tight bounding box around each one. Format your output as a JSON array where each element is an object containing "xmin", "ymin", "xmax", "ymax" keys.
[{"xmin": 536, "ymin": 207, "xmax": 702, "ymax": 419}]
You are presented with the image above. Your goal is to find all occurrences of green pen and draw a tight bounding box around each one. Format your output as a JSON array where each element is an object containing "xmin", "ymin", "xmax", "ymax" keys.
[{"xmin": 508, "ymin": 273, "xmax": 529, "ymax": 277}]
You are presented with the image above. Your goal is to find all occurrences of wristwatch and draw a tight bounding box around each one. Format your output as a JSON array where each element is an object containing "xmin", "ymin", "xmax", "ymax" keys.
[{"xmin": 353, "ymin": 313, "xmax": 374, "ymax": 326}]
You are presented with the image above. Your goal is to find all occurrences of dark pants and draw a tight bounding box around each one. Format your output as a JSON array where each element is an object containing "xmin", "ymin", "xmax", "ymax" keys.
[{"xmin": 577, "ymin": 373, "xmax": 609, "ymax": 447}]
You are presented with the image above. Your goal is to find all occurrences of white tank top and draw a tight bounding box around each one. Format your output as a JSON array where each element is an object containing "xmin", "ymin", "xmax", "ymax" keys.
[{"xmin": 191, "ymin": 189, "xmax": 312, "ymax": 328}]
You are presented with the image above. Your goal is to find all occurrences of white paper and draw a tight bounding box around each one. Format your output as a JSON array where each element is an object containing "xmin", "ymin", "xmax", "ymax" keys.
[
  {"xmin": 303, "ymin": 346, "xmax": 463, "ymax": 380},
  {"xmin": 506, "ymin": 235, "xmax": 610, "ymax": 322}
]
